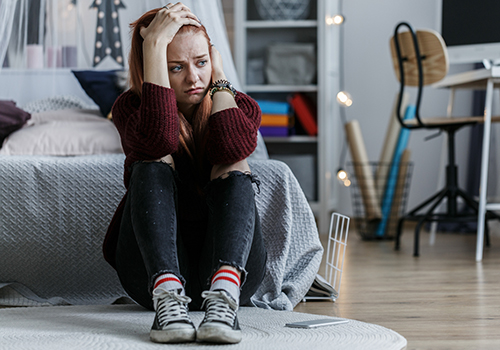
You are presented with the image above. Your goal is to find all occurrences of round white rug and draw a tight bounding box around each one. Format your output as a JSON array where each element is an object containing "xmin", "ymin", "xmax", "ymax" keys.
[{"xmin": 0, "ymin": 305, "xmax": 406, "ymax": 350}]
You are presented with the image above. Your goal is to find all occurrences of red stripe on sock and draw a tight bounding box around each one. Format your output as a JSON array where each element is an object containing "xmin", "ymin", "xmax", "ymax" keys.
[
  {"xmin": 154, "ymin": 277, "xmax": 182, "ymax": 289},
  {"xmin": 212, "ymin": 276, "xmax": 240, "ymax": 287},
  {"xmin": 211, "ymin": 269, "xmax": 241, "ymax": 285}
]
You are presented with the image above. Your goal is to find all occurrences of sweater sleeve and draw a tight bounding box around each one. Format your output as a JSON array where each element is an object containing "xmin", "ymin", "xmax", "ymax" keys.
[
  {"xmin": 112, "ymin": 83, "xmax": 179, "ymax": 160},
  {"xmin": 207, "ymin": 92, "xmax": 262, "ymax": 164}
]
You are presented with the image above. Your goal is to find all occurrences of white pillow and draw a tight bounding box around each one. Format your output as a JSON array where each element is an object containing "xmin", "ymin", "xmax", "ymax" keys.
[{"xmin": 0, "ymin": 109, "xmax": 123, "ymax": 156}]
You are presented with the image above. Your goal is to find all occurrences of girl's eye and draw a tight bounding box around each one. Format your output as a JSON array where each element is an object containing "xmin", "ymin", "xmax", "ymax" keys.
[
  {"xmin": 198, "ymin": 60, "xmax": 207, "ymax": 67},
  {"xmin": 170, "ymin": 65, "xmax": 182, "ymax": 72}
]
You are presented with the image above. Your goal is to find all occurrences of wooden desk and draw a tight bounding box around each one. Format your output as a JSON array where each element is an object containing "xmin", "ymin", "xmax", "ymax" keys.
[{"xmin": 434, "ymin": 67, "xmax": 500, "ymax": 262}]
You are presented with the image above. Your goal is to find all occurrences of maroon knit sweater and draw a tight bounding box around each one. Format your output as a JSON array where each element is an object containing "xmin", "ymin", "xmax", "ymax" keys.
[{"xmin": 103, "ymin": 82, "xmax": 261, "ymax": 267}]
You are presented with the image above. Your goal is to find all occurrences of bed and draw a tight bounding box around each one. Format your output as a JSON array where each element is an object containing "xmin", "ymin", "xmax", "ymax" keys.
[{"xmin": 0, "ymin": 93, "xmax": 323, "ymax": 311}]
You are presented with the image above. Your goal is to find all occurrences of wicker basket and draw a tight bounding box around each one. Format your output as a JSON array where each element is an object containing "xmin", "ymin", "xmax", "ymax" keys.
[{"xmin": 255, "ymin": 0, "xmax": 311, "ymax": 20}]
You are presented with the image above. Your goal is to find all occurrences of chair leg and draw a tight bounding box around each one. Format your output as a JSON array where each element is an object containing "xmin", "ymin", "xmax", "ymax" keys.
[
  {"xmin": 406, "ymin": 189, "xmax": 447, "ymax": 217},
  {"xmin": 414, "ymin": 219, "xmax": 426, "ymax": 257},
  {"xmin": 456, "ymin": 188, "xmax": 479, "ymax": 213},
  {"xmin": 410, "ymin": 190, "xmax": 449, "ymax": 257},
  {"xmin": 395, "ymin": 217, "xmax": 405, "ymax": 251},
  {"xmin": 485, "ymin": 218, "xmax": 490, "ymax": 247},
  {"xmin": 454, "ymin": 188, "xmax": 495, "ymax": 247}
]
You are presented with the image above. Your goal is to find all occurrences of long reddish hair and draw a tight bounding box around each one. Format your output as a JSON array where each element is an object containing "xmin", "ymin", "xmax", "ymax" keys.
[{"xmin": 128, "ymin": 8, "xmax": 212, "ymax": 167}]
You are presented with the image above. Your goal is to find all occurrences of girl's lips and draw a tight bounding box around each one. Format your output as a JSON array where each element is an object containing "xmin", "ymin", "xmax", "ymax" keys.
[{"xmin": 186, "ymin": 87, "xmax": 204, "ymax": 95}]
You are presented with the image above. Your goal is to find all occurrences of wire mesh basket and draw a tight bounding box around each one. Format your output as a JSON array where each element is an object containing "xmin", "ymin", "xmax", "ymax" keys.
[
  {"xmin": 347, "ymin": 161, "xmax": 413, "ymax": 240},
  {"xmin": 255, "ymin": 0, "xmax": 311, "ymax": 20}
]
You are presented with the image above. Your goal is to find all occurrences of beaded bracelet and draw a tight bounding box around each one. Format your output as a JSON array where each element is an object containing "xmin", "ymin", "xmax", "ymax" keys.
[
  {"xmin": 209, "ymin": 79, "xmax": 237, "ymax": 99},
  {"xmin": 210, "ymin": 86, "xmax": 235, "ymax": 99}
]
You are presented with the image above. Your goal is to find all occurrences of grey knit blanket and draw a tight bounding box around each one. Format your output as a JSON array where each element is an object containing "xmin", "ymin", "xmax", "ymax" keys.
[{"xmin": 0, "ymin": 155, "xmax": 322, "ymax": 310}]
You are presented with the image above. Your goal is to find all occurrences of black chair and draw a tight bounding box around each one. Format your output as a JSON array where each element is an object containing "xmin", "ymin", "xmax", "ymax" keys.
[{"xmin": 390, "ymin": 22, "xmax": 498, "ymax": 256}]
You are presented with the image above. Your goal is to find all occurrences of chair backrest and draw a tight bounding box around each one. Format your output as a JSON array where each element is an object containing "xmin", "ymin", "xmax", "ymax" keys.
[
  {"xmin": 390, "ymin": 27, "xmax": 449, "ymax": 86},
  {"xmin": 389, "ymin": 22, "xmax": 450, "ymax": 128}
]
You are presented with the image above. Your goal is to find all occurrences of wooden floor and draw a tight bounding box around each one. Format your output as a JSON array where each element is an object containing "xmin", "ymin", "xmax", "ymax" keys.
[{"xmin": 295, "ymin": 226, "xmax": 500, "ymax": 350}]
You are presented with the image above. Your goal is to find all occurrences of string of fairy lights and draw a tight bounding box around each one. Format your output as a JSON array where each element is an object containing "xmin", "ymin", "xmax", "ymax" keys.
[{"xmin": 326, "ymin": 1, "xmax": 352, "ymax": 187}]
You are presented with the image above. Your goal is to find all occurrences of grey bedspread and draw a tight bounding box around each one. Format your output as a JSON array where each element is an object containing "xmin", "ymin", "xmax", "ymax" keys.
[{"xmin": 0, "ymin": 155, "xmax": 322, "ymax": 310}]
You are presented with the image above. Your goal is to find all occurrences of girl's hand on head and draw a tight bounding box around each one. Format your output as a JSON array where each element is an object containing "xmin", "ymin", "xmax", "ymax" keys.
[
  {"xmin": 210, "ymin": 45, "xmax": 226, "ymax": 81},
  {"xmin": 140, "ymin": 2, "xmax": 201, "ymax": 47}
]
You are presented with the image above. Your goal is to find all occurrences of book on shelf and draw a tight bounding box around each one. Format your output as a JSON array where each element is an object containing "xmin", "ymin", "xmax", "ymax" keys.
[
  {"xmin": 255, "ymin": 99, "xmax": 291, "ymax": 115},
  {"xmin": 256, "ymin": 100, "xmax": 292, "ymax": 137},
  {"xmin": 259, "ymin": 126, "xmax": 289, "ymax": 137},
  {"xmin": 260, "ymin": 114, "xmax": 290, "ymax": 127},
  {"xmin": 290, "ymin": 93, "xmax": 317, "ymax": 136}
]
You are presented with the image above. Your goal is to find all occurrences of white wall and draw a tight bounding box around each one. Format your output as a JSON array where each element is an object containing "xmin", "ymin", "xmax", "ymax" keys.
[{"xmin": 337, "ymin": 0, "xmax": 476, "ymax": 216}]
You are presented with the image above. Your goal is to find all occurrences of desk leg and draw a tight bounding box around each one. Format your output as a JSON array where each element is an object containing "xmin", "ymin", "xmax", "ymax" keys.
[{"xmin": 476, "ymin": 79, "xmax": 494, "ymax": 262}]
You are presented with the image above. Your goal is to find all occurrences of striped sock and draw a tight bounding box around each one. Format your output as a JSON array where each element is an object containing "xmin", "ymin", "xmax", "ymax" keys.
[
  {"xmin": 153, "ymin": 273, "xmax": 184, "ymax": 295},
  {"xmin": 210, "ymin": 269, "xmax": 241, "ymax": 304}
]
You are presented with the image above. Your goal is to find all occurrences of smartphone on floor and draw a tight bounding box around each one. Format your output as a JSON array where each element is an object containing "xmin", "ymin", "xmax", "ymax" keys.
[{"xmin": 285, "ymin": 318, "xmax": 349, "ymax": 329}]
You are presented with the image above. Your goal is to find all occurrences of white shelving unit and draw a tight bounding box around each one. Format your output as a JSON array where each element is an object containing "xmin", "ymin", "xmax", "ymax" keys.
[{"xmin": 234, "ymin": 0, "xmax": 341, "ymax": 233}]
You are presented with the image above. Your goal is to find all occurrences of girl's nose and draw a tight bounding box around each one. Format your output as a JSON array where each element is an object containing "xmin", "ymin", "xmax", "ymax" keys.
[{"xmin": 185, "ymin": 66, "xmax": 198, "ymax": 84}]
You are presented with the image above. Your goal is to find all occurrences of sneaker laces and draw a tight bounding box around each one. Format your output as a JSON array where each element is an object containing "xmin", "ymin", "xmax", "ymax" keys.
[
  {"xmin": 153, "ymin": 289, "xmax": 192, "ymax": 326},
  {"xmin": 201, "ymin": 290, "xmax": 238, "ymax": 327}
]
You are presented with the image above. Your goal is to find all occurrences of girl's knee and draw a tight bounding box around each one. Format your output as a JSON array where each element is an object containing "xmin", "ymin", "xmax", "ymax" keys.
[
  {"xmin": 211, "ymin": 159, "xmax": 250, "ymax": 180},
  {"xmin": 130, "ymin": 157, "xmax": 177, "ymax": 187},
  {"xmin": 142, "ymin": 154, "xmax": 175, "ymax": 170}
]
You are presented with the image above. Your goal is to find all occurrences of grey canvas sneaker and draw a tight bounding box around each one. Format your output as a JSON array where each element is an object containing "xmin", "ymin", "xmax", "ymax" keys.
[
  {"xmin": 150, "ymin": 289, "xmax": 196, "ymax": 343},
  {"xmin": 197, "ymin": 290, "xmax": 242, "ymax": 344}
]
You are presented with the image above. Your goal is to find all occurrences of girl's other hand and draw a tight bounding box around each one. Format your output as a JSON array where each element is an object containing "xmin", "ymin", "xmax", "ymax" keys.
[{"xmin": 211, "ymin": 45, "xmax": 226, "ymax": 81}]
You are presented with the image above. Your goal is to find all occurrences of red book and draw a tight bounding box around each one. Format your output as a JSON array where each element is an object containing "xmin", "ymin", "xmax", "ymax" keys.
[{"xmin": 290, "ymin": 93, "xmax": 318, "ymax": 136}]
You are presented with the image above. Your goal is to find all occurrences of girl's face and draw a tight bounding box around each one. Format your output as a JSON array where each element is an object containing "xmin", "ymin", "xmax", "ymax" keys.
[{"xmin": 167, "ymin": 31, "xmax": 212, "ymax": 117}]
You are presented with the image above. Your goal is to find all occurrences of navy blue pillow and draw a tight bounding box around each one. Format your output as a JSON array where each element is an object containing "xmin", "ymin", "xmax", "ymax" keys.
[{"xmin": 72, "ymin": 70, "xmax": 124, "ymax": 118}]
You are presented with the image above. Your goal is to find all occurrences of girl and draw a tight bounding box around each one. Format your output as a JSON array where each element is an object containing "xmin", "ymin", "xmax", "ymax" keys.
[{"xmin": 103, "ymin": 3, "xmax": 266, "ymax": 344}]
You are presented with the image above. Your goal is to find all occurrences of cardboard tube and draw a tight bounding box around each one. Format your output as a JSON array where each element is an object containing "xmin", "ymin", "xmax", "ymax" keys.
[
  {"xmin": 375, "ymin": 92, "xmax": 409, "ymax": 202},
  {"xmin": 345, "ymin": 120, "xmax": 382, "ymax": 220}
]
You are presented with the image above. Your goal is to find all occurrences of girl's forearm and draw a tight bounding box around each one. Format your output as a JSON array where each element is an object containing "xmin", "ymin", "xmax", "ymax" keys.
[{"xmin": 143, "ymin": 41, "xmax": 170, "ymax": 88}]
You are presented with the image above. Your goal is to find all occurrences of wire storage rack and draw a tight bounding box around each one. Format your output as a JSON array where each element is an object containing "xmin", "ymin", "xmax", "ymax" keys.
[
  {"xmin": 347, "ymin": 161, "xmax": 413, "ymax": 240},
  {"xmin": 303, "ymin": 212, "xmax": 350, "ymax": 301}
]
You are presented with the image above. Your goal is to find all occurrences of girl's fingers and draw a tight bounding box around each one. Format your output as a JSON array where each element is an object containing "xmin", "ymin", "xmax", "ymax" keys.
[
  {"xmin": 162, "ymin": 3, "xmax": 200, "ymax": 23},
  {"xmin": 163, "ymin": 2, "xmax": 192, "ymax": 15},
  {"xmin": 187, "ymin": 18, "xmax": 201, "ymax": 27},
  {"xmin": 175, "ymin": 10, "xmax": 200, "ymax": 23},
  {"xmin": 141, "ymin": 4, "xmax": 201, "ymax": 42}
]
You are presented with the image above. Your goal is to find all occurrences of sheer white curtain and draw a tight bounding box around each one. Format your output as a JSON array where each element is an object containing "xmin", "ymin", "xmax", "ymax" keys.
[
  {"xmin": 0, "ymin": 0, "xmax": 18, "ymax": 69},
  {"xmin": 0, "ymin": 0, "xmax": 28, "ymax": 69},
  {"xmin": 0, "ymin": 0, "xmax": 240, "ymax": 88}
]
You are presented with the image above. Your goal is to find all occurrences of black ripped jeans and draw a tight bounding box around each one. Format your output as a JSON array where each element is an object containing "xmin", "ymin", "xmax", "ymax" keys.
[{"xmin": 114, "ymin": 161, "xmax": 267, "ymax": 311}]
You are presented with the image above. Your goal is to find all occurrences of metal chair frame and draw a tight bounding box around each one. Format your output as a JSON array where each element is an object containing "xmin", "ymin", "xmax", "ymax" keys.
[{"xmin": 392, "ymin": 22, "xmax": 497, "ymax": 256}]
